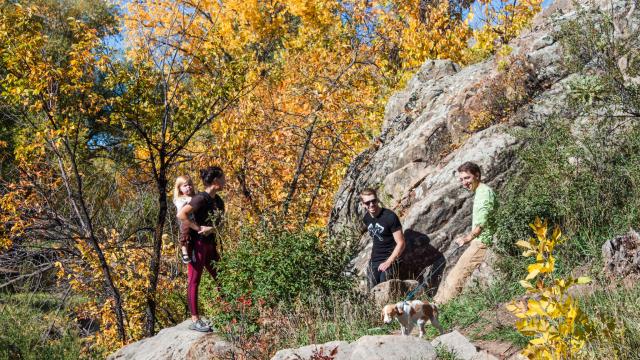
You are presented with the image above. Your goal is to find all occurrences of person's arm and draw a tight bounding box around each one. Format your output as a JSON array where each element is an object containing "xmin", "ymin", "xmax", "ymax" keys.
[
  {"xmin": 378, "ymin": 230, "xmax": 406, "ymax": 272},
  {"xmin": 456, "ymin": 226, "xmax": 483, "ymax": 246},
  {"xmin": 178, "ymin": 205, "xmax": 200, "ymax": 232},
  {"xmin": 178, "ymin": 195, "xmax": 213, "ymax": 234}
]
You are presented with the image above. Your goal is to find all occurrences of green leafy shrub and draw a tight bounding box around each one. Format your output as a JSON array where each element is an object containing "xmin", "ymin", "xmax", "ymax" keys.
[
  {"xmin": 493, "ymin": 4, "xmax": 640, "ymax": 277},
  {"xmin": 194, "ymin": 222, "xmax": 384, "ymax": 357},
  {"xmin": 567, "ymin": 75, "xmax": 607, "ymax": 107},
  {"xmin": 214, "ymin": 225, "xmax": 358, "ymax": 305},
  {"xmin": 195, "ymin": 224, "xmax": 381, "ymax": 356},
  {"xmin": 558, "ymin": 5, "xmax": 640, "ymax": 114}
]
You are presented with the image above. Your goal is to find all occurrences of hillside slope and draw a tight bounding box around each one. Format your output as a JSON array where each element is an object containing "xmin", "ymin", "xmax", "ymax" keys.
[{"xmin": 328, "ymin": 0, "xmax": 638, "ymax": 287}]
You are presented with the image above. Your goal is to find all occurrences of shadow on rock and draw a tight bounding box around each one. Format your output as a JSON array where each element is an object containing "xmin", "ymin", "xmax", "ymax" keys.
[{"xmin": 399, "ymin": 229, "xmax": 446, "ymax": 297}]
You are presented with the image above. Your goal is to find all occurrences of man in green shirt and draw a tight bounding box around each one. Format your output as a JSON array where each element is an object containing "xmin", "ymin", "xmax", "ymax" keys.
[{"xmin": 433, "ymin": 161, "xmax": 496, "ymax": 304}]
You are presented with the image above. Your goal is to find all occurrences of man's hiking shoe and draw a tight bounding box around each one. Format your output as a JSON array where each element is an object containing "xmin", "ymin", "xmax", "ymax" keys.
[
  {"xmin": 181, "ymin": 253, "xmax": 191, "ymax": 264},
  {"xmin": 189, "ymin": 319, "xmax": 211, "ymax": 332}
]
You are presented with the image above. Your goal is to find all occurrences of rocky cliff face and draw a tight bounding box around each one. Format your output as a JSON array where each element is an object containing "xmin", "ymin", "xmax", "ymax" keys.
[{"xmin": 329, "ymin": 0, "xmax": 640, "ymax": 288}]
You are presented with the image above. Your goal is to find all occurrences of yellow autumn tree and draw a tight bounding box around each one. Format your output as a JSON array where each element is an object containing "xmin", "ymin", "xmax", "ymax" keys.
[
  {"xmin": 204, "ymin": 0, "xmax": 392, "ymax": 227},
  {"xmin": 0, "ymin": 0, "xmax": 188, "ymax": 349},
  {"xmin": 123, "ymin": 0, "xmax": 392, "ymax": 229},
  {"xmin": 466, "ymin": 0, "xmax": 543, "ymax": 62},
  {"xmin": 0, "ymin": 0, "xmax": 129, "ymax": 344},
  {"xmin": 370, "ymin": 0, "xmax": 473, "ymax": 70}
]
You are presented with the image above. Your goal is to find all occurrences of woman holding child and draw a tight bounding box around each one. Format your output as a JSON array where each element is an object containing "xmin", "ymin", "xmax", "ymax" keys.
[{"xmin": 175, "ymin": 166, "xmax": 226, "ymax": 332}]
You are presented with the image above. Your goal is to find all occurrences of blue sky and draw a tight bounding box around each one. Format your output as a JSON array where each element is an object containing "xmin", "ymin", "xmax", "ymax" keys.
[{"xmin": 468, "ymin": 0, "xmax": 554, "ymax": 28}]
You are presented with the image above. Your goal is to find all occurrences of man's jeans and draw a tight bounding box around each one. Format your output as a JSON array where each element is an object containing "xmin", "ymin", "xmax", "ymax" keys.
[{"xmin": 367, "ymin": 260, "xmax": 399, "ymax": 289}]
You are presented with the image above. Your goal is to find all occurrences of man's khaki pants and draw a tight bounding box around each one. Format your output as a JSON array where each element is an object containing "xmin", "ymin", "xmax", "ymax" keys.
[{"xmin": 433, "ymin": 239, "xmax": 487, "ymax": 304}]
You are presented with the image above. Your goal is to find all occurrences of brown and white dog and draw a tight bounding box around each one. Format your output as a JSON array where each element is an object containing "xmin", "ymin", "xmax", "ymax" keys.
[{"xmin": 382, "ymin": 300, "xmax": 444, "ymax": 337}]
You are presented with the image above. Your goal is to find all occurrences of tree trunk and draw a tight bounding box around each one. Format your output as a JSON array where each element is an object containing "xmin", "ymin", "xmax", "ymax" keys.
[
  {"xmin": 88, "ymin": 235, "xmax": 128, "ymax": 342},
  {"xmin": 282, "ymin": 117, "xmax": 317, "ymax": 219},
  {"xmin": 145, "ymin": 168, "xmax": 168, "ymax": 336},
  {"xmin": 300, "ymin": 138, "xmax": 337, "ymax": 228},
  {"xmin": 55, "ymin": 138, "xmax": 128, "ymax": 343}
]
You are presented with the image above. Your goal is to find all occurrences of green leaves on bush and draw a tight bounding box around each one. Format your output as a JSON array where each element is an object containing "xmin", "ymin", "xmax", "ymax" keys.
[
  {"xmin": 216, "ymin": 225, "xmax": 358, "ymax": 305},
  {"xmin": 567, "ymin": 75, "xmax": 606, "ymax": 107}
]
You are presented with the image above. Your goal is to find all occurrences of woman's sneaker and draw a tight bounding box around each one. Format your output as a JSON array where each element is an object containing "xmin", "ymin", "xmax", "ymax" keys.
[{"xmin": 189, "ymin": 319, "xmax": 211, "ymax": 332}]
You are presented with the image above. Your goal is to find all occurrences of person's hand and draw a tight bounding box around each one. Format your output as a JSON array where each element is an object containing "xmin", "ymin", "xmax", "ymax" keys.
[
  {"xmin": 455, "ymin": 234, "xmax": 468, "ymax": 247},
  {"xmin": 198, "ymin": 226, "xmax": 214, "ymax": 235},
  {"xmin": 378, "ymin": 260, "xmax": 392, "ymax": 272}
]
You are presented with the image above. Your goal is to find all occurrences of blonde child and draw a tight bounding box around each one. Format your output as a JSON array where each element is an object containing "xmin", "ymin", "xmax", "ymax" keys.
[{"xmin": 173, "ymin": 175, "xmax": 196, "ymax": 263}]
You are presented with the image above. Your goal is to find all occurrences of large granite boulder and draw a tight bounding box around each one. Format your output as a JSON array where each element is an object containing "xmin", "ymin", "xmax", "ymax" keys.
[
  {"xmin": 371, "ymin": 279, "xmax": 420, "ymax": 306},
  {"xmin": 272, "ymin": 332, "xmax": 506, "ymax": 360},
  {"xmin": 432, "ymin": 330, "xmax": 481, "ymax": 360},
  {"xmin": 272, "ymin": 335, "xmax": 437, "ymax": 360},
  {"xmin": 108, "ymin": 320, "xmax": 236, "ymax": 360}
]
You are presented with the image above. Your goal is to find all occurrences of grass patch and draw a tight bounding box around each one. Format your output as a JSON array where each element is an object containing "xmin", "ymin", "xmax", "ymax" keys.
[
  {"xmin": 423, "ymin": 279, "xmax": 523, "ymax": 340},
  {"xmin": 435, "ymin": 344, "xmax": 462, "ymax": 360},
  {"xmin": 576, "ymin": 284, "xmax": 640, "ymax": 359},
  {"xmin": 207, "ymin": 289, "xmax": 396, "ymax": 359},
  {"xmin": 0, "ymin": 292, "xmax": 90, "ymax": 360},
  {"xmin": 478, "ymin": 325, "xmax": 529, "ymax": 348}
]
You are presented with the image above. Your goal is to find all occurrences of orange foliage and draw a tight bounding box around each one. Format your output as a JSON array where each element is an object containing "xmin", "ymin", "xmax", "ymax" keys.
[{"xmin": 56, "ymin": 231, "xmax": 183, "ymax": 351}]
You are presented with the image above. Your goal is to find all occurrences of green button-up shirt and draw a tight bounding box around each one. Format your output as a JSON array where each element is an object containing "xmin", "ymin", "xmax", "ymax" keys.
[{"xmin": 472, "ymin": 182, "xmax": 496, "ymax": 246}]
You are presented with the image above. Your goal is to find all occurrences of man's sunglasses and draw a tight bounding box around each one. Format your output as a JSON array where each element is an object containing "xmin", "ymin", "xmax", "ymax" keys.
[{"xmin": 362, "ymin": 199, "xmax": 378, "ymax": 206}]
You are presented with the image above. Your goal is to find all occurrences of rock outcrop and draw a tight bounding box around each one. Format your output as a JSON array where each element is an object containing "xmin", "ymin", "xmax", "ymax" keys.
[
  {"xmin": 271, "ymin": 335, "xmax": 437, "ymax": 360},
  {"xmin": 602, "ymin": 229, "xmax": 640, "ymax": 277},
  {"xmin": 108, "ymin": 320, "xmax": 235, "ymax": 360},
  {"xmin": 272, "ymin": 331, "xmax": 503, "ymax": 360},
  {"xmin": 328, "ymin": 0, "xmax": 639, "ymax": 293},
  {"xmin": 370, "ymin": 279, "xmax": 420, "ymax": 305},
  {"xmin": 432, "ymin": 330, "xmax": 490, "ymax": 360}
]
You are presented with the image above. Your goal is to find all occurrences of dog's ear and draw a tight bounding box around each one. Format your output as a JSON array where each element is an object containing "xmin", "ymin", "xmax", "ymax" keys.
[{"xmin": 382, "ymin": 305, "xmax": 393, "ymax": 319}]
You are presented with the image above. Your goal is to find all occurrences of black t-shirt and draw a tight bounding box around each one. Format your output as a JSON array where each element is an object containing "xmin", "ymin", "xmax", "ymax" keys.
[
  {"xmin": 189, "ymin": 191, "xmax": 225, "ymax": 242},
  {"xmin": 363, "ymin": 208, "xmax": 402, "ymax": 263}
]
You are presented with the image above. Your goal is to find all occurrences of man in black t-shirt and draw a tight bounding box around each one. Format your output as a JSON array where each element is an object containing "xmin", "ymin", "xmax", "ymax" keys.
[{"xmin": 360, "ymin": 188, "xmax": 406, "ymax": 289}]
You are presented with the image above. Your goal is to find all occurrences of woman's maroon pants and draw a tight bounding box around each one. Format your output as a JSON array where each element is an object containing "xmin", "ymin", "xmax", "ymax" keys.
[{"xmin": 187, "ymin": 238, "xmax": 218, "ymax": 316}]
